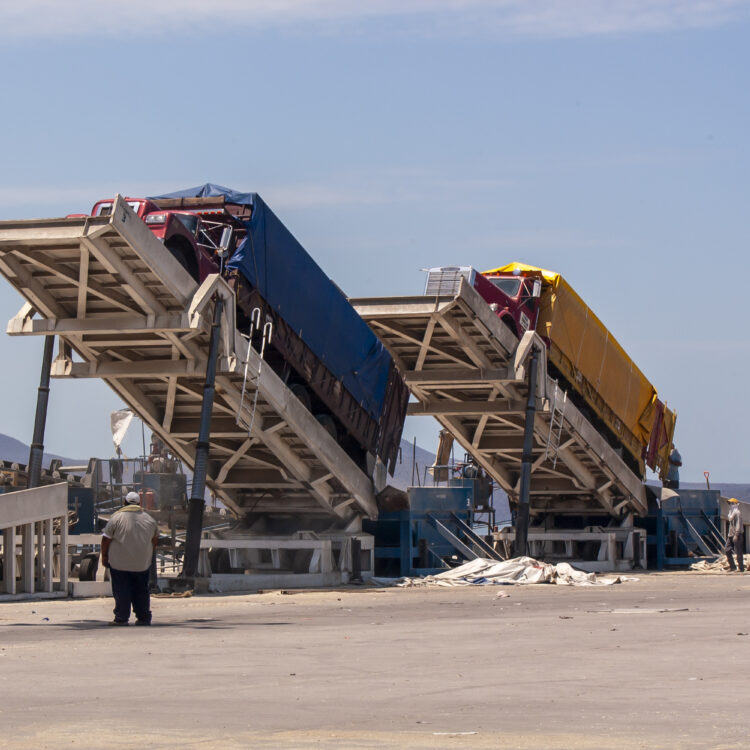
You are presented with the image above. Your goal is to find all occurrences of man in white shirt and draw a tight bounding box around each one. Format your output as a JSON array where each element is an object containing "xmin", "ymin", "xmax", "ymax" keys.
[
  {"xmin": 725, "ymin": 497, "xmax": 744, "ymax": 573},
  {"xmin": 101, "ymin": 492, "xmax": 159, "ymax": 625}
]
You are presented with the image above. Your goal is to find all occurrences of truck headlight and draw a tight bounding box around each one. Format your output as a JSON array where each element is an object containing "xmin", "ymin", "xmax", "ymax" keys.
[{"xmin": 145, "ymin": 213, "xmax": 167, "ymax": 224}]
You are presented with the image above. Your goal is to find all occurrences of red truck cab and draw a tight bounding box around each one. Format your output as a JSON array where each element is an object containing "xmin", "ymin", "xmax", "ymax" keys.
[
  {"xmin": 88, "ymin": 197, "xmax": 232, "ymax": 283},
  {"xmin": 424, "ymin": 266, "xmax": 542, "ymax": 338},
  {"xmin": 480, "ymin": 269, "xmax": 543, "ymax": 337}
]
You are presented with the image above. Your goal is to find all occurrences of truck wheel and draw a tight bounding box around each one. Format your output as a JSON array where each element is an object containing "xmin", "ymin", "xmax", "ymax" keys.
[
  {"xmin": 315, "ymin": 414, "xmax": 338, "ymax": 442},
  {"xmin": 289, "ymin": 383, "xmax": 312, "ymax": 412},
  {"xmin": 165, "ymin": 238, "xmax": 200, "ymax": 282},
  {"xmin": 79, "ymin": 555, "xmax": 99, "ymax": 581},
  {"xmin": 501, "ymin": 316, "xmax": 518, "ymax": 338}
]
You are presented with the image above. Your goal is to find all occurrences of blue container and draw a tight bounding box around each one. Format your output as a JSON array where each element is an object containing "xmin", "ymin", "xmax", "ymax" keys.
[{"xmin": 68, "ymin": 487, "xmax": 96, "ymax": 534}]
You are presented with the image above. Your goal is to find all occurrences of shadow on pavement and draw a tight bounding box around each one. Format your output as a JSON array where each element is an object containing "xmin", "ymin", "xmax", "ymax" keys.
[{"xmin": 1, "ymin": 619, "xmax": 293, "ymax": 630}]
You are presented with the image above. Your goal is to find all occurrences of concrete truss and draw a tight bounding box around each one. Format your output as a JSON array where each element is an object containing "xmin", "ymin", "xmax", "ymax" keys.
[
  {"xmin": 352, "ymin": 279, "xmax": 646, "ymax": 518},
  {"xmin": 0, "ymin": 196, "xmax": 376, "ymax": 522}
]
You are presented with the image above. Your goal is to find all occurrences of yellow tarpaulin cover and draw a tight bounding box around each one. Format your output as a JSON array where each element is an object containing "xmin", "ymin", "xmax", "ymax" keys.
[{"xmin": 483, "ymin": 262, "xmax": 675, "ymax": 476}]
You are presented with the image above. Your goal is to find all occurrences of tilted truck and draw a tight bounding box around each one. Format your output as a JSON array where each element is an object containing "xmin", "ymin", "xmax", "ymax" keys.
[
  {"xmin": 425, "ymin": 263, "xmax": 676, "ymax": 480},
  {"xmin": 85, "ymin": 184, "xmax": 409, "ymax": 477}
]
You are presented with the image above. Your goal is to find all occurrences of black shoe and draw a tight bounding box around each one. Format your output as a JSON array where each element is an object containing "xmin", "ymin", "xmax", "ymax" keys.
[
  {"xmin": 108, "ymin": 619, "xmax": 128, "ymax": 626},
  {"xmin": 135, "ymin": 620, "xmax": 151, "ymax": 626}
]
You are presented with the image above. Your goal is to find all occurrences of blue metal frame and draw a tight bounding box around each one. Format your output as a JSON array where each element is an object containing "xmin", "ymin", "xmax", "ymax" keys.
[{"xmin": 644, "ymin": 489, "xmax": 723, "ymax": 570}]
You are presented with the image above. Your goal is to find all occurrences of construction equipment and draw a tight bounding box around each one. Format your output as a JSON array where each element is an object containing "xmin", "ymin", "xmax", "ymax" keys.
[
  {"xmin": 365, "ymin": 480, "xmax": 501, "ymax": 577},
  {"xmin": 80, "ymin": 186, "xmax": 408, "ymax": 476},
  {"xmin": 639, "ymin": 488, "xmax": 727, "ymax": 568},
  {"xmin": 352, "ymin": 272, "xmax": 651, "ymax": 563},
  {"xmin": 0, "ymin": 192, "xmax": 404, "ymax": 531}
]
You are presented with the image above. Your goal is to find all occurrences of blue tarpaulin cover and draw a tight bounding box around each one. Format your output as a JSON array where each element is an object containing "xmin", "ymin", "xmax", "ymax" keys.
[{"xmin": 152, "ymin": 184, "xmax": 391, "ymax": 419}]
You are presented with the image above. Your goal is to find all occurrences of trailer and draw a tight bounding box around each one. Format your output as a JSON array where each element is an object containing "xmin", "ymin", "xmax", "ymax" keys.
[
  {"xmin": 82, "ymin": 185, "xmax": 408, "ymax": 477},
  {"xmin": 480, "ymin": 262, "xmax": 676, "ymax": 478}
]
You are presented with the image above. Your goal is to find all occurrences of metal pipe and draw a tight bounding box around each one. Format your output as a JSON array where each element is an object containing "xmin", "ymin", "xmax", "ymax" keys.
[
  {"xmin": 182, "ymin": 296, "xmax": 224, "ymax": 580},
  {"xmin": 27, "ymin": 336, "xmax": 55, "ymax": 489},
  {"xmin": 514, "ymin": 346, "xmax": 539, "ymax": 558}
]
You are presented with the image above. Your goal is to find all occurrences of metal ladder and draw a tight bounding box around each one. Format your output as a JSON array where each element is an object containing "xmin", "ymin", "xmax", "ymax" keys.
[
  {"xmin": 236, "ymin": 307, "xmax": 273, "ymax": 436},
  {"xmin": 545, "ymin": 381, "xmax": 567, "ymax": 468}
]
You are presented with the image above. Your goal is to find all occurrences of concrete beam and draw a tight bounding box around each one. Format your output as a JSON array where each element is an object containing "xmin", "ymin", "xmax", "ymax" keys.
[
  {"xmin": 408, "ymin": 399, "xmax": 527, "ymax": 416},
  {"xmin": 0, "ymin": 483, "xmax": 68, "ymax": 528}
]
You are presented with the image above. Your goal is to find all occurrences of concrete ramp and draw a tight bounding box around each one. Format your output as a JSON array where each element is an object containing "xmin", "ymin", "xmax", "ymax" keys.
[
  {"xmin": 0, "ymin": 196, "xmax": 376, "ymax": 523},
  {"xmin": 352, "ymin": 279, "xmax": 646, "ymax": 518}
]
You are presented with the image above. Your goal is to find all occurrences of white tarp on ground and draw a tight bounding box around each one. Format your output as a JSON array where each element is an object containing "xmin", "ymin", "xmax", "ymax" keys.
[
  {"xmin": 690, "ymin": 555, "xmax": 750, "ymax": 573},
  {"xmin": 376, "ymin": 556, "xmax": 636, "ymax": 587}
]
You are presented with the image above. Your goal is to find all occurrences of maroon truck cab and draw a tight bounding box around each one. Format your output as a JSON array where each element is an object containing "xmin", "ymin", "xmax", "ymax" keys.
[
  {"xmin": 424, "ymin": 266, "xmax": 542, "ymax": 338},
  {"xmin": 88, "ymin": 197, "xmax": 226, "ymax": 282}
]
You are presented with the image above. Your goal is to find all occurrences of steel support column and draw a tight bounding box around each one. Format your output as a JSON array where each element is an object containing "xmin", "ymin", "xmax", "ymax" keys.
[
  {"xmin": 182, "ymin": 296, "xmax": 224, "ymax": 580},
  {"xmin": 28, "ymin": 335, "xmax": 55, "ymax": 489},
  {"xmin": 514, "ymin": 346, "xmax": 539, "ymax": 557}
]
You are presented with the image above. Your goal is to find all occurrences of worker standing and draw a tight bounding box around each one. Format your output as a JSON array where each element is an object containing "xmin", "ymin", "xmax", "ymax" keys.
[
  {"xmin": 725, "ymin": 498, "xmax": 744, "ymax": 573},
  {"xmin": 664, "ymin": 445, "xmax": 682, "ymax": 490},
  {"xmin": 101, "ymin": 491, "xmax": 159, "ymax": 625}
]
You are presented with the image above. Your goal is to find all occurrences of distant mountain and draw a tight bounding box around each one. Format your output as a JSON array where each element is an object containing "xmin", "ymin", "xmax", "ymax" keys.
[
  {"xmin": 390, "ymin": 439, "xmax": 438, "ymax": 490},
  {"xmin": 0, "ymin": 433, "xmax": 84, "ymax": 469}
]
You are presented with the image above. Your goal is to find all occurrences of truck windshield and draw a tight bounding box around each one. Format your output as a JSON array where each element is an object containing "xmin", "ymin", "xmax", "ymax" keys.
[
  {"xmin": 95, "ymin": 201, "xmax": 142, "ymax": 216},
  {"xmin": 175, "ymin": 214, "xmax": 199, "ymax": 235},
  {"xmin": 488, "ymin": 277, "xmax": 522, "ymax": 297}
]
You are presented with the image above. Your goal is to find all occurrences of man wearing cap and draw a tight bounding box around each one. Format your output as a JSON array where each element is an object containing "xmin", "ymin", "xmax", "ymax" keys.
[
  {"xmin": 101, "ymin": 492, "xmax": 159, "ymax": 625},
  {"xmin": 725, "ymin": 498, "xmax": 744, "ymax": 573}
]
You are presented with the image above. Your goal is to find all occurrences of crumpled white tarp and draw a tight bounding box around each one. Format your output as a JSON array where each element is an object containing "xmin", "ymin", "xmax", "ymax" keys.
[
  {"xmin": 375, "ymin": 556, "xmax": 636, "ymax": 587},
  {"xmin": 690, "ymin": 556, "xmax": 731, "ymax": 572}
]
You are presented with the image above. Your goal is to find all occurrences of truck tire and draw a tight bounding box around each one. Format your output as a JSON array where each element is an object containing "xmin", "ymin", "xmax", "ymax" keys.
[
  {"xmin": 315, "ymin": 414, "xmax": 338, "ymax": 442},
  {"xmin": 79, "ymin": 555, "xmax": 99, "ymax": 581},
  {"xmin": 501, "ymin": 316, "xmax": 518, "ymax": 338},
  {"xmin": 165, "ymin": 237, "xmax": 200, "ymax": 283}
]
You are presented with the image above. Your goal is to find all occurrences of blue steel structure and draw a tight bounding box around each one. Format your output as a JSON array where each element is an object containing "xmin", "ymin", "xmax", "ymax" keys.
[
  {"xmin": 364, "ymin": 477, "xmax": 500, "ymax": 577},
  {"xmin": 638, "ymin": 488, "xmax": 724, "ymax": 569},
  {"xmin": 67, "ymin": 487, "xmax": 96, "ymax": 534}
]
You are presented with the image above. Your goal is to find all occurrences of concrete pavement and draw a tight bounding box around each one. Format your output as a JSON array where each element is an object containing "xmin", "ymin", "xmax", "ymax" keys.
[{"xmin": 1, "ymin": 571, "xmax": 749, "ymax": 749}]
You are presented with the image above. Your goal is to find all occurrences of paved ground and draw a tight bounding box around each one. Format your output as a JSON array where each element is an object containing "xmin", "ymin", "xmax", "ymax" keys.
[{"xmin": 1, "ymin": 571, "xmax": 749, "ymax": 749}]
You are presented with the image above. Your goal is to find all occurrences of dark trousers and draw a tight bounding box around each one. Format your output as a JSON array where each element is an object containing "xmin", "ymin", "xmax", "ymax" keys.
[
  {"xmin": 663, "ymin": 479, "xmax": 679, "ymax": 490},
  {"xmin": 109, "ymin": 567, "xmax": 152, "ymax": 623},
  {"xmin": 725, "ymin": 534, "xmax": 744, "ymax": 572}
]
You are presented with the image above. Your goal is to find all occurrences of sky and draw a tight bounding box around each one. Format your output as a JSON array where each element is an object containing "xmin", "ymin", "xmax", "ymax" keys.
[{"xmin": 0, "ymin": 0, "xmax": 748, "ymax": 481}]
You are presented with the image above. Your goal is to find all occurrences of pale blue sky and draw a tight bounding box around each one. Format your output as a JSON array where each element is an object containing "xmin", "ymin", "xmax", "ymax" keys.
[{"xmin": 0, "ymin": 1, "xmax": 748, "ymax": 481}]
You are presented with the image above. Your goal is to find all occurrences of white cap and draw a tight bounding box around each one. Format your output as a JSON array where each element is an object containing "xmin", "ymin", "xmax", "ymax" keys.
[{"xmin": 125, "ymin": 491, "xmax": 141, "ymax": 504}]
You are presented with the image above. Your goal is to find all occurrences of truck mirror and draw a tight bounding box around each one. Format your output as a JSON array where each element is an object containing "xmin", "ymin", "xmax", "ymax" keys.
[
  {"xmin": 532, "ymin": 279, "xmax": 542, "ymax": 298},
  {"xmin": 219, "ymin": 226, "xmax": 233, "ymax": 252}
]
